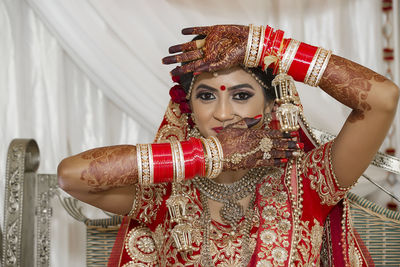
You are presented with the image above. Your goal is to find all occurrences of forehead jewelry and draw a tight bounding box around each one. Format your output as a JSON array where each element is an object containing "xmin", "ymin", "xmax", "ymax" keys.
[{"xmin": 220, "ymin": 85, "xmax": 226, "ymax": 91}]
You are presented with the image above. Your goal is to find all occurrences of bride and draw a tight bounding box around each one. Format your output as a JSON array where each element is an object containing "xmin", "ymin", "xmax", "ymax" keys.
[{"xmin": 57, "ymin": 24, "xmax": 398, "ymax": 266}]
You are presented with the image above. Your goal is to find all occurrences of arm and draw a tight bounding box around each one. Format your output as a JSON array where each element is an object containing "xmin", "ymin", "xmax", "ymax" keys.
[
  {"xmin": 57, "ymin": 145, "xmax": 138, "ymax": 215},
  {"xmin": 163, "ymin": 24, "xmax": 400, "ymax": 188},
  {"xmin": 57, "ymin": 124, "xmax": 297, "ymax": 214},
  {"xmin": 319, "ymin": 55, "xmax": 399, "ymax": 187}
]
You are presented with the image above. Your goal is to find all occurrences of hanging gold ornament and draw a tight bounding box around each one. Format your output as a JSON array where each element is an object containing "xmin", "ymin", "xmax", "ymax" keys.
[{"xmin": 271, "ymin": 65, "xmax": 300, "ymax": 132}]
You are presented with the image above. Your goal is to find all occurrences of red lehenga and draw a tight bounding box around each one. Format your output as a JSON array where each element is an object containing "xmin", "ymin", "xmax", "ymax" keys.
[{"xmin": 108, "ymin": 101, "xmax": 374, "ymax": 267}]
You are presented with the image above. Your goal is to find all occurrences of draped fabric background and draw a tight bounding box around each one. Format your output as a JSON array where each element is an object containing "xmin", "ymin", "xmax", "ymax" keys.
[{"xmin": 1, "ymin": 0, "xmax": 399, "ymax": 266}]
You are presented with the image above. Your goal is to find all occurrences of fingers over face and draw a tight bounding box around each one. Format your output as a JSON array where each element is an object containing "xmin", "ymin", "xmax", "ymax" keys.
[
  {"xmin": 169, "ymin": 39, "xmax": 206, "ymax": 54},
  {"xmin": 182, "ymin": 26, "xmax": 211, "ymax": 35}
]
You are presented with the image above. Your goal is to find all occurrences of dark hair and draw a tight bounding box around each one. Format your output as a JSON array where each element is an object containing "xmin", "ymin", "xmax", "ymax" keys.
[{"xmin": 179, "ymin": 36, "xmax": 276, "ymax": 101}]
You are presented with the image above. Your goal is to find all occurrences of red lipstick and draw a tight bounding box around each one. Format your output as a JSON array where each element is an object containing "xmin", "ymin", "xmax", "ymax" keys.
[{"xmin": 212, "ymin": 127, "xmax": 223, "ymax": 133}]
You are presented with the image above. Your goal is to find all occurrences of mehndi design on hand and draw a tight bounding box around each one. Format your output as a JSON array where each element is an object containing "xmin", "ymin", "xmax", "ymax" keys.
[
  {"xmin": 162, "ymin": 25, "xmax": 249, "ymax": 76},
  {"xmin": 216, "ymin": 118, "xmax": 302, "ymax": 171}
]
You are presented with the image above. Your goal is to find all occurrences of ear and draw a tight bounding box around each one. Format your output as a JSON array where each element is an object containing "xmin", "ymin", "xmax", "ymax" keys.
[{"xmin": 263, "ymin": 100, "xmax": 275, "ymax": 114}]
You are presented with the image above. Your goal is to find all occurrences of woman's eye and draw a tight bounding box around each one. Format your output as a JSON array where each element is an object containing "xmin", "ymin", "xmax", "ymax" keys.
[
  {"xmin": 233, "ymin": 92, "xmax": 253, "ymax": 100},
  {"xmin": 197, "ymin": 92, "xmax": 215, "ymax": 101}
]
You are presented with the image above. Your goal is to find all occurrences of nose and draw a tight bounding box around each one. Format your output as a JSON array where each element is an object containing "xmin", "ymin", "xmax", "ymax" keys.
[{"xmin": 213, "ymin": 99, "xmax": 235, "ymax": 124}]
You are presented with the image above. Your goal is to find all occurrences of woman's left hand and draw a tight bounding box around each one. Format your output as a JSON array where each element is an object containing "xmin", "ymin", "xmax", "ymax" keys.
[{"xmin": 162, "ymin": 25, "xmax": 248, "ymax": 76}]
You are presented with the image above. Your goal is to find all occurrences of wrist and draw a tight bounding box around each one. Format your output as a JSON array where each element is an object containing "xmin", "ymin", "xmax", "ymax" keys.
[
  {"xmin": 244, "ymin": 24, "xmax": 332, "ymax": 87},
  {"xmin": 137, "ymin": 137, "xmax": 224, "ymax": 185}
]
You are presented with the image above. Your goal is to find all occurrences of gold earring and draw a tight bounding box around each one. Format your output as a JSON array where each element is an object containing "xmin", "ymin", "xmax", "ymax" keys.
[{"xmin": 188, "ymin": 114, "xmax": 202, "ymax": 138}]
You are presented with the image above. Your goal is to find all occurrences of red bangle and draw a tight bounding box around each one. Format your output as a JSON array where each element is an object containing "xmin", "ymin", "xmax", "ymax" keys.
[
  {"xmin": 260, "ymin": 28, "xmax": 285, "ymax": 71},
  {"xmin": 286, "ymin": 42, "xmax": 319, "ymax": 82},
  {"xmin": 260, "ymin": 26, "xmax": 274, "ymax": 69},
  {"xmin": 151, "ymin": 143, "xmax": 173, "ymax": 183},
  {"xmin": 150, "ymin": 138, "xmax": 206, "ymax": 183},
  {"xmin": 181, "ymin": 140, "xmax": 196, "ymax": 179},
  {"xmin": 190, "ymin": 138, "xmax": 206, "ymax": 177},
  {"xmin": 269, "ymin": 30, "xmax": 285, "ymax": 73}
]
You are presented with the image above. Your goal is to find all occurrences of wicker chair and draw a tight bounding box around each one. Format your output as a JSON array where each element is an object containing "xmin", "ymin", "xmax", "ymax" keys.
[
  {"xmin": 348, "ymin": 192, "xmax": 400, "ymax": 266},
  {"xmin": 1, "ymin": 139, "xmax": 123, "ymax": 267},
  {"xmin": 1, "ymin": 138, "xmax": 400, "ymax": 266}
]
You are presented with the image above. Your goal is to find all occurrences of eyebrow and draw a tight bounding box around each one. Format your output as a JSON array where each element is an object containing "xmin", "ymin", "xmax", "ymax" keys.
[{"xmin": 195, "ymin": 83, "xmax": 255, "ymax": 92}]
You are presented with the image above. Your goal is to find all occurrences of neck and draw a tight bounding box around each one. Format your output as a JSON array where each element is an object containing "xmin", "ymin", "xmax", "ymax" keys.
[{"xmin": 213, "ymin": 169, "xmax": 249, "ymax": 184}]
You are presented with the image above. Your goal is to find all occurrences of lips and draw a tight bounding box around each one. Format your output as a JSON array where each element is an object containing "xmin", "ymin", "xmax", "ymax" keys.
[{"xmin": 212, "ymin": 127, "xmax": 223, "ymax": 133}]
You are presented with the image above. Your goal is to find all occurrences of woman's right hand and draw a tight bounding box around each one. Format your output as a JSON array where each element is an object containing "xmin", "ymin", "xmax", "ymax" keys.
[{"xmin": 216, "ymin": 118, "xmax": 302, "ymax": 171}]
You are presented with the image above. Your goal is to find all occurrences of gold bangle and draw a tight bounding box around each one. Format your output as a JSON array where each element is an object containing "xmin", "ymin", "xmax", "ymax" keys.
[
  {"xmin": 176, "ymin": 141, "xmax": 185, "ymax": 182},
  {"xmin": 246, "ymin": 25, "xmax": 262, "ymax": 68},
  {"xmin": 137, "ymin": 144, "xmax": 152, "ymax": 185},
  {"xmin": 281, "ymin": 39, "xmax": 300, "ymax": 73},
  {"xmin": 210, "ymin": 136, "xmax": 223, "ymax": 175},
  {"xmin": 255, "ymin": 26, "xmax": 265, "ymax": 67},
  {"xmin": 304, "ymin": 47, "xmax": 321, "ymax": 85},
  {"xmin": 170, "ymin": 140, "xmax": 185, "ymax": 182},
  {"xmin": 170, "ymin": 140, "xmax": 178, "ymax": 182},
  {"xmin": 136, "ymin": 144, "xmax": 143, "ymax": 184},
  {"xmin": 207, "ymin": 137, "xmax": 222, "ymax": 179},
  {"xmin": 200, "ymin": 137, "xmax": 213, "ymax": 178},
  {"xmin": 304, "ymin": 47, "xmax": 332, "ymax": 87},
  {"xmin": 147, "ymin": 144, "xmax": 154, "ymax": 184},
  {"xmin": 244, "ymin": 24, "xmax": 254, "ymax": 67},
  {"xmin": 315, "ymin": 50, "xmax": 332, "ymax": 86}
]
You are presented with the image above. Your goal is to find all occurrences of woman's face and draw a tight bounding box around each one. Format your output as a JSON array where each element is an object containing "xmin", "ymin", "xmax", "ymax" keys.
[{"xmin": 190, "ymin": 67, "xmax": 273, "ymax": 137}]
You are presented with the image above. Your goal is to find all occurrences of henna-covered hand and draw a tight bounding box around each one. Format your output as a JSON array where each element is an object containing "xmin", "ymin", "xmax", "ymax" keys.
[
  {"xmin": 216, "ymin": 118, "xmax": 302, "ymax": 171},
  {"xmin": 162, "ymin": 25, "xmax": 248, "ymax": 76}
]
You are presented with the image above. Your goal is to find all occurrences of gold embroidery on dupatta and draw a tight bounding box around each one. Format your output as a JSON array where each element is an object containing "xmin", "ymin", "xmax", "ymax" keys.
[
  {"xmin": 137, "ymin": 184, "xmax": 167, "ymax": 224},
  {"xmin": 295, "ymin": 218, "xmax": 324, "ymax": 266},
  {"xmin": 342, "ymin": 198, "xmax": 363, "ymax": 267},
  {"xmin": 154, "ymin": 101, "xmax": 187, "ymax": 143},
  {"xmin": 125, "ymin": 227, "xmax": 158, "ymax": 264},
  {"xmin": 257, "ymin": 168, "xmax": 292, "ymax": 266},
  {"xmin": 303, "ymin": 142, "xmax": 346, "ymax": 206},
  {"xmin": 208, "ymin": 211, "xmax": 259, "ymax": 266}
]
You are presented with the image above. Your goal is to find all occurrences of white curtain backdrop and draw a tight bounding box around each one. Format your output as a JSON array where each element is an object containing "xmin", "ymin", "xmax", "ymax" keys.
[{"xmin": 1, "ymin": 0, "xmax": 399, "ymax": 266}]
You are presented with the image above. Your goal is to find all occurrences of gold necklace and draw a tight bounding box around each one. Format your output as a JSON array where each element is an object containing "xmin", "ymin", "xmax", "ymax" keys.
[
  {"xmin": 199, "ymin": 190, "xmax": 256, "ymax": 267},
  {"xmin": 193, "ymin": 168, "xmax": 268, "ymax": 228}
]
